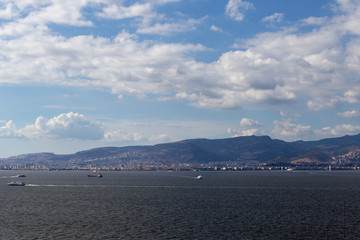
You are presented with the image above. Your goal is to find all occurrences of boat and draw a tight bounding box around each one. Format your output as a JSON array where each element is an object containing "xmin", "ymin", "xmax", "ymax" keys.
[
  {"xmin": 16, "ymin": 174, "xmax": 26, "ymax": 177},
  {"xmin": 7, "ymin": 181, "xmax": 25, "ymax": 186},
  {"xmin": 88, "ymin": 173, "xmax": 103, "ymax": 178},
  {"xmin": 196, "ymin": 175, "xmax": 203, "ymax": 179}
]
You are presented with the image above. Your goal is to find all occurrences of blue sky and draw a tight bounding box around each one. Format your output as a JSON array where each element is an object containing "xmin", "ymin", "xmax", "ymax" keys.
[{"xmin": 0, "ymin": 0, "xmax": 360, "ymax": 157}]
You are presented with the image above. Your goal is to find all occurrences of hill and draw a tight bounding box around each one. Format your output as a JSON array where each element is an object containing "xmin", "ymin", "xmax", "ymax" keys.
[{"xmin": 1, "ymin": 134, "xmax": 360, "ymax": 169}]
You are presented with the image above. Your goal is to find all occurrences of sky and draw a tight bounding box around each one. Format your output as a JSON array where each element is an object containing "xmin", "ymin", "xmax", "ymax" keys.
[{"xmin": 0, "ymin": 0, "xmax": 360, "ymax": 157}]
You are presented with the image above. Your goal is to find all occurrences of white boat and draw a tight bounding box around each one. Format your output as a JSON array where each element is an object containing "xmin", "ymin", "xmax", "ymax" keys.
[
  {"xmin": 196, "ymin": 175, "xmax": 203, "ymax": 179},
  {"xmin": 7, "ymin": 181, "xmax": 25, "ymax": 186},
  {"xmin": 16, "ymin": 174, "xmax": 26, "ymax": 177}
]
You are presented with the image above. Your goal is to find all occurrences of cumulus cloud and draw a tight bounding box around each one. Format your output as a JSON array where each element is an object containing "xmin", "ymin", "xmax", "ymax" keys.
[
  {"xmin": 227, "ymin": 114, "xmax": 360, "ymax": 141},
  {"xmin": 271, "ymin": 116, "xmax": 360, "ymax": 140},
  {"xmin": 241, "ymin": 128, "xmax": 260, "ymax": 136},
  {"xmin": 337, "ymin": 110, "xmax": 360, "ymax": 118},
  {"xmin": 0, "ymin": 0, "xmax": 359, "ymax": 111},
  {"xmin": 240, "ymin": 118, "xmax": 262, "ymax": 127},
  {"xmin": 228, "ymin": 127, "xmax": 260, "ymax": 137},
  {"xmin": 228, "ymin": 117, "xmax": 263, "ymax": 137},
  {"xmin": 0, "ymin": 120, "xmax": 22, "ymax": 138},
  {"xmin": 0, "ymin": 3, "xmax": 18, "ymax": 19},
  {"xmin": 315, "ymin": 124, "xmax": 360, "ymax": 138},
  {"xmin": 0, "ymin": 113, "xmax": 104, "ymax": 140},
  {"xmin": 225, "ymin": 0, "xmax": 254, "ymax": 21},
  {"xmin": 97, "ymin": 0, "xmax": 181, "ymax": 20},
  {"xmin": 227, "ymin": 127, "xmax": 261, "ymax": 137},
  {"xmin": 307, "ymin": 98, "xmax": 342, "ymax": 111},
  {"xmin": 210, "ymin": 25, "xmax": 223, "ymax": 32},
  {"xmin": 343, "ymin": 88, "xmax": 360, "ymax": 103},
  {"xmin": 97, "ymin": 2, "xmax": 153, "ymax": 20},
  {"xmin": 6, "ymin": 0, "xmax": 92, "ymax": 27},
  {"xmin": 97, "ymin": 0, "xmax": 200, "ymax": 36},
  {"xmin": 272, "ymin": 120, "xmax": 312, "ymax": 140},
  {"xmin": 273, "ymin": 108, "xmax": 360, "ymax": 140}
]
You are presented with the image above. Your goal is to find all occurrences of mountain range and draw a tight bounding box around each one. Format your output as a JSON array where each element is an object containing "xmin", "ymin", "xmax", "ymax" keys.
[{"xmin": 1, "ymin": 134, "xmax": 360, "ymax": 169}]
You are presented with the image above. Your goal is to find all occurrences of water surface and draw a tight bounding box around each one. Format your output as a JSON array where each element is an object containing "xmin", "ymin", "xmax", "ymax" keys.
[{"xmin": 1, "ymin": 170, "xmax": 359, "ymax": 239}]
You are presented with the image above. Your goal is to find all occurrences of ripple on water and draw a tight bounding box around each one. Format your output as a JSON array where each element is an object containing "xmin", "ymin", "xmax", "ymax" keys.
[{"xmin": 0, "ymin": 171, "xmax": 360, "ymax": 239}]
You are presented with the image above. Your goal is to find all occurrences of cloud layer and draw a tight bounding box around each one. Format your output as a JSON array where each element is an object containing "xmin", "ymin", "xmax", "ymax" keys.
[
  {"xmin": 0, "ymin": 0, "xmax": 359, "ymax": 112},
  {"xmin": 0, "ymin": 0, "xmax": 360, "ymax": 146}
]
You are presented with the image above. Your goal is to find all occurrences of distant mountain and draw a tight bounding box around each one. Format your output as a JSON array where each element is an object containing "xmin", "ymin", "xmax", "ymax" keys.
[{"xmin": 1, "ymin": 134, "xmax": 360, "ymax": 168}]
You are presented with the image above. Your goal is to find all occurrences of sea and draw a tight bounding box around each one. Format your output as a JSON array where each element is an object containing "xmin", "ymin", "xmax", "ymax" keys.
[{"xmin": 1, "ymin": 170, "xmax": 360, "ymax": 239}]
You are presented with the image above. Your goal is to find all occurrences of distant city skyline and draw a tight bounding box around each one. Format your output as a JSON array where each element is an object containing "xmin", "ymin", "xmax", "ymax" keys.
[{"xmin": 0, "ymin": 0, "xmax": 360, "ymax": 157}]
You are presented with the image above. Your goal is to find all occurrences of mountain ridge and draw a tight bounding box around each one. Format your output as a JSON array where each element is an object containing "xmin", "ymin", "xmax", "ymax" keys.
[{"xmin": 1, "ymin": 134, "xmax": 360, "ymax": 169}]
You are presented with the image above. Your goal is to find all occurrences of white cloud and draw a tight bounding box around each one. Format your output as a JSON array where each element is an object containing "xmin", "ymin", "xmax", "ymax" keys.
[
  {"xmin": 97, "ymin": 2, "xmax": 153, "ymax": 20},
  {"xmin": 97, "ymin": 0, "xmax": 194, "ymax": 36},
  {"xmin": 274, "ymin": 122, "xmax": 360, "ymax": 141},
  {"xmin": 7, "ymin": 0, "xmax": 93, "ymax": 27},
  {"xmin": 175, "ymin": 49, "xmax": 297, "ymax": 108},
  {"xmin": 0, "ymin": 0, "xmax": 359, "ymax": 112},
  {"xmin": 0, "ymin": 113, "xmax": 104, "ymax": 140},
  {"xmin": 301, "ymin": 16, "xmax": 328, "ymax": 26},
  {"xmin": 240, "ymin": 118, "xmax": 262, "ymax": 127},
  {"xmin": 315, "ymin": 124, "xmax": 360, "ymax": 138},
  {"xmin": 272, "ymin": 120, "xmax": 312, "ymax": 140},
  {"xmin": 280, "ymin": 111, "xmax": 301, "ymax": 119},
  {"xmin": 0, "ymin": 3, "xmax": 18, "ymax": 19},
  {"xmin": 104, "ymin": 129, "xmax": 170, "ymax": 144},
  {"xmin": 97, "ymin": 0, "xmax": 180, "ymax": 20},
  {"xmin": 307, "ymin": 98, "xmax": 341, "ymax": 111},
  {"xmin": 343, "ymin": 88, "xmax": 360, "ymax": 103},
  {"xmin": 104, "ymin": 130, "xmax": 144, "ymax": 142},
  {"xmin": 8, "ymin": 0, "xmax": 49, "ymax": 10},
  {"xmin": 210, "ymin": 25, "xmax": 223, "ymax": 32},
  {"xmin": 0, "ymin": 120, "xmax": 22, "ymax": 138},
  {"xmin": 227, "ymin": 117, "xmax": 263, "ymax": 137},
  {"xmin": 241, "ymin": 128, "xmax": 259, "ymax": 136},
  {"xmin": 337, "ymin": 110, "xmax": 360, "ymax": 118},
  {"xmin": 261, "ymin": 12, "xmax": 284, "ymax": 25},
  {"xmin": 137, "ymin": 18, "xmax": 202, "ymax": 36},
  {"xmin": 225, "ymin": 0, "xmax": 254, "ymax": 21},
  {"xmin": 227, "ymin": 127, "xmax": 261, "ymax": 137},
  {"xmin": 29, "ymin": 1, "xmax": 92, "ymax": 26},
  {"xmin": 238, "ymin": 16, "xmax": 357, "ymax": 110}
]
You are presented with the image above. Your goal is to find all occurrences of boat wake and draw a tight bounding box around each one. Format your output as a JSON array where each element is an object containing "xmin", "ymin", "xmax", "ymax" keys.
[
  {"xmin": 26, "ymin": 184, "xmax": 83, "ymax": 187},
  {"xmin": 25, "ymin": 184, "xmax": 112, "ymax": 188},
  {"xmin": 25, "ymin": 184, "xmax": 40, "ymax": 187}
]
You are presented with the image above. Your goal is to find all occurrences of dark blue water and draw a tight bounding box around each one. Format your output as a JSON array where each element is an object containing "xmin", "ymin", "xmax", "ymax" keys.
[{"xmin": 1, "ymin": 170, "xmax": 360, "ymax": 239}]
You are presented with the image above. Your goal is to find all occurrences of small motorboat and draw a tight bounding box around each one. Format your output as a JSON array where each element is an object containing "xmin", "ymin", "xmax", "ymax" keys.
[
  {"xmin": 196, "ymin": 175, "xmax": 203, "ymax": 179},
  {"xmin": 16, "ymin": 174, "xmax": 26, "ymax": 177},
  {"xmin": 7, "ymin": 181, "xmax": 25, "ymax": 186}
]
